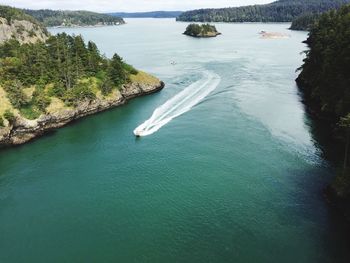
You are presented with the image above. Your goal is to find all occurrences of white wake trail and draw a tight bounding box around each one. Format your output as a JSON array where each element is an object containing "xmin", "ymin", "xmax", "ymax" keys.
[{"xmin": 134, "ymin": 71, "xmax": 221, "ymax": 137}]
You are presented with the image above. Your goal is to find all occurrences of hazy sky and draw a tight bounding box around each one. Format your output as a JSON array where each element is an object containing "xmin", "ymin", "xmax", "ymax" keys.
[{"xmin": 1, "ymin": 0, "xmax": 274, "ymax": 12}]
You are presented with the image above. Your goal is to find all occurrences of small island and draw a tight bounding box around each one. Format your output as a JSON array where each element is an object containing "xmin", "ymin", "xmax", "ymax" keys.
[{"xmin": 183, "ymin": 23, "xmax": 221, "ymax": 38}]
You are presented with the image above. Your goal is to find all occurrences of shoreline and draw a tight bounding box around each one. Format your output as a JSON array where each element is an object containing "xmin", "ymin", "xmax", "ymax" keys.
[
  {"xmin": 183, "ymin": 32, "xmax": 221, "ymax": 38},
  {"xmin": 0, "ymin": 80, "xmax": 164, "ymax": 147},
  {"xmin": 48, "ymin": 23, "xmax": 125, "ymax": 29}
]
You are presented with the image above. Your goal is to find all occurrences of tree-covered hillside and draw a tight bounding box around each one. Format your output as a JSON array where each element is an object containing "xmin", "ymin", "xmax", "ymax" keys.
[
  {"xmin": 177, "ymin": 0, "xmax": 350, "ymax": 22},
  {"xmin": 109, "ymin": 11, "xmax": 182, "ymax": 18},
  {"xmin": 0, "ymin": 33, "xmax": 137, "ymax": 121},
  {"xmin": 0, "ymin": 5, "xmax": 40, "ymax": 25},
  {"xmin": 296, "ymin": 5, "xmax": 350, "ymax": 206},
  {"xmin": 23, "ymin": 9, "xmax": 125, "ymax": 27},
  {"xmin": 290, "ymin": 13, "xmax": 320, "ymax": 30}
]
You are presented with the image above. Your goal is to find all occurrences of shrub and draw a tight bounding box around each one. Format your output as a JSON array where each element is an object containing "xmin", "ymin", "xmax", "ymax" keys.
[
  {"xmin": 47, "ymin": 83, "xmax": 66, "ymax": 98},
  {"xmin": 63, "ymin": 82, "xmax": 96, "ymax": 106},
  {"xmin": 122, "ymin": 63, "xmax": 138, "ymax": 75},
  {"xmin": 32, "ymin": 88, "xmax": 51, "ymax": 112},
  {"xmin": 99, "ymin": 77, "xmax": 114, "ymax": 96},
  {"xmin": 0, "ymin": 116, "xmax": 4, "ymax": 127},
  {"xmin": 19, "ymin": 104, "xmax": 41, "ymax": 120},
  {"xmin": 3, "ymin": 80, "xmax": 29, "ymax": 109},
  {"xmin": 3, "ymin": 110, "xmax": 15, "ymax": 125}
]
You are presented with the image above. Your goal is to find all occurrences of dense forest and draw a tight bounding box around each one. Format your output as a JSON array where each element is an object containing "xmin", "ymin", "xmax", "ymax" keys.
[
  {"xmin": 0, "ymin": 33, "xmax": 137, "ymax": 122},
  {"xmin": 177, "ymin": 0, "xmax": 350, "ymax": 22},
  {"xmin": 296, "ymin": 5, "xmax": 350, "ymax": 212},
  {"xmin": 183, "ymin": 24, "xmax": 220, "ymax": 37},
  {"xmin": 0, "ymin": 5, "xmax": 40, "ymax": 25},
  {"xmin": 23, "ymin": 9, "xmax": 125, "ymax": 27},
  {"xmin": 290, "ymin": 13, "xmax": 320, "ymax": 31},
  {"xmin": 109, "ymin": 11, "xmax": 183, "ymax": 18}
]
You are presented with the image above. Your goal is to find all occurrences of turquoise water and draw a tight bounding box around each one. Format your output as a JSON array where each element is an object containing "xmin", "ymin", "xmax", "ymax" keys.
[{"xmin": 0, "ymin": 19, "xmax": 349, "ymax": 262}]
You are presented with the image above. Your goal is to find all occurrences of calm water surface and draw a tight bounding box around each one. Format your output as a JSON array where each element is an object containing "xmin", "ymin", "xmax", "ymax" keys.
[{"xmin": 0, "ymin": 19, "xmax": 349, "ymax": 262}]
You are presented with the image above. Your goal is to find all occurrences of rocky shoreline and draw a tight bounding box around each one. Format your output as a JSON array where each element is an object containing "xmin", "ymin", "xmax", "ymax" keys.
[
  {"xmin": 183, "ymin": 31, "xmax": 221, "ymax": 38},
  {"xmin": 0, "ymin": 80, "xmax": 164, "ymax": 146}
]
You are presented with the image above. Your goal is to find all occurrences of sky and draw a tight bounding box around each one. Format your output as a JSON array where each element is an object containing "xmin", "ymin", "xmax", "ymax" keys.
[{"xmin": 1, "ymin": 0, "xmax": 274, "ymax": 12}]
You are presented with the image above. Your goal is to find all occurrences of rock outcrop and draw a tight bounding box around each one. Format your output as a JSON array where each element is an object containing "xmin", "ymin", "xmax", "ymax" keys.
[
  {"xmin": 0, "ymin": 80, "xmax": 164, "ymax": 146},
  {"xmin": 0, "ymin": 17, "xmax": 48, "ymax": 44}
]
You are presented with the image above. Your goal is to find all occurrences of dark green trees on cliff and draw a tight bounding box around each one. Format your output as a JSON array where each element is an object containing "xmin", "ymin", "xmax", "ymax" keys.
[
  {"xmin": 297, "ymin": 5, "xmax": 350, "ymax": 199},
  {"xmin": 290, "ymin": 14, "xmax": 320, "ymax": 31},
  {"xmin": 297, "ymin": 5, "xmax": 350, "ymax": 120},
  {"xmin": 0, "ymin": 34, "xmax": 137, "ymax": 118}
]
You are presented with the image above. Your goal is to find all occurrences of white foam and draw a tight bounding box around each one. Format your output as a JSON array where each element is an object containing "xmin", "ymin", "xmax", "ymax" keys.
[{"xmin": 134, "ymin": 71, "xmax": 221, "ymax": 136}]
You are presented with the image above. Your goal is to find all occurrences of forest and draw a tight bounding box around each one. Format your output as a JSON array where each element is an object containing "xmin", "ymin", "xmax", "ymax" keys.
[
  {"xmin": 297, "ymin": 5, "xmax": 350, "ymax": 205},
  {"xmin": 0, "ymin": 34, "xmax": 137, "ymax": 122},
  {"xmin": 109, "ymin": 11, "xmax": 183, "ymax": 18},
  {"xmin": 0, "ymin": 5, "xmax": 41, "ymax": 25},
  {"xmin": 177, "ymin": 0, "xmax": 350, "ymax": 22},
  {"xmin": 289, "ymin": 13, "xmax": 320, "ymax": 31},
  {"xmin": 23, "ymin": 9, "xmax": 125, "ymax": 27}
]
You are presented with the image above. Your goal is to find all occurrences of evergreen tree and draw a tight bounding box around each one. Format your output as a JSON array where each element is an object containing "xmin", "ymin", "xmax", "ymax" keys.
[{"xmin": 108, "ymin": 54, "xmax": 126, "ymax": 86}]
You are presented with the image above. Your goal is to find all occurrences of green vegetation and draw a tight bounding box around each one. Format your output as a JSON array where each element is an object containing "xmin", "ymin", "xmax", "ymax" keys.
[
  {"xmin": 23, "ymin": 9, "xmax": 125, "ymax": 27},
  {"xmin": 183, "ymin": 24, "xmax": 220, "ymax": 38},
  {"xmin": 296, "ymin": 5, "xmax": 350, "ymax": 204},
  {"xmin": 0, "ymin": 5, "xmax": 41, "ymax": 25},
  {"xmin": 0, "ymin": 33, "xmax": 138, "ymax": 119},
  {"xmin": 109, "ymin": 11, "xmax": 183, "ymax": 18},
  {"xmin": 3, "ymin": 109, "xmax": 15, "ymax": 124},
  {"xmin": 177, "ymin": 0, "xmax": 350, "ymax": 22},
  {"xmin": 290, "ymin": 13, "xmax": 320, "ymax": 31},
  {"xmin": 0, "ymin": 5, "xmax": 49, "ymax": 43}
]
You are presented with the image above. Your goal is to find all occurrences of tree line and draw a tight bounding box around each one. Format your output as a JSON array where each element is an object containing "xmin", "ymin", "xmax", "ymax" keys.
[
  {"xmin": 0, "ymin": 33, "xmax": 137, "ymax": 119},
  {"xmin": 23, "ymin": 9, "xmax": 125, "ymax": 27},
  {"xmin": 0, "ymin": 5, "xmax": 42, "ymax": 26},
  {"xmin": 289, "ymin": 13, "xmax": 320, "ymax": 31},
  {"xmin": 297, "ymin": 5, "xmax": 350, "ymax": 200},
  {"xmin": 177, "ymin": 0, "xmax": 350, "ymax": 22}
]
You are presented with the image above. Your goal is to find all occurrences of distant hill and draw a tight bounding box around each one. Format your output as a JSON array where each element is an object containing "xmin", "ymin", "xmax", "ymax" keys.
[
  {"xmin": 108, "ymin": 11, "xmax": 183, "ymax": 18},
  {"xmin": 177, "ymin": 0, "xmax": 350, "ymax": 22},
  {"xmin": 23, "ymin": 9, "xmax": 125, "ymax": 27},
  {"xmin": 0, "ymin": 5, "xmax": 49, "ymax": 44}
]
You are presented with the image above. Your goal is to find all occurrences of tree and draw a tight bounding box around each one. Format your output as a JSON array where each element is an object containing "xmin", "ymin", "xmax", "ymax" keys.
[
  {"xmin": 87, "ymin": 41, "xmax": 101, "ymax": 74},
  {"xmin": 339, "ymin": 114, "xmax": 350, "ymax": 172},
  {"xmin": 3, "ymin": 110, "xmax": 15, "ymax": 125},
  {"xmin": 108, "ymin": 54, "xmax": 126, "ymax": 86}
]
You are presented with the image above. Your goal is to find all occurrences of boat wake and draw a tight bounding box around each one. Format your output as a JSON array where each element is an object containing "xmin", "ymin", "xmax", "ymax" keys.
[{"xmin": 134, "ymin": 71, "xmax": 221, "ymax": 137}]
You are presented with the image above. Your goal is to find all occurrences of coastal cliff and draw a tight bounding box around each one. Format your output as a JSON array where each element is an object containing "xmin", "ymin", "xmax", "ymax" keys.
[
  {"xmin": 0, "ymin": 75, "xmax": 164, "ymax": 146},
  {"xmin": 0, "ymin": 6, "xmax": 49, "ymax": 44}
]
